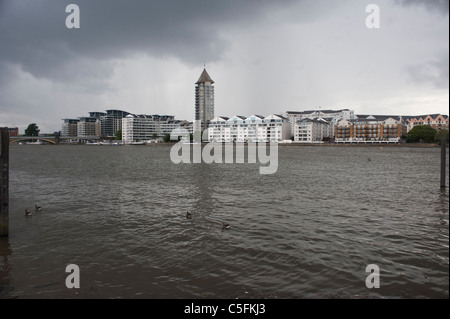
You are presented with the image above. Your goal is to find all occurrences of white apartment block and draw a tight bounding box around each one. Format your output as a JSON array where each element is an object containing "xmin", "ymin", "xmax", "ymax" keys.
[
  {"xmin": 284, "ymin": 109, "xmax": 355, "ymax": 137},
  {"xmin": 293, "ymin": 118, "xmax": 331, "ymax": 143},
  {"xmin": 122, "ymin": 114, "xmax": 183, "ymax": 143},
  {"xmin": 208, "ymin": 114, "xmax": 291, "ymax": 143},
  {"xmin": 122, "ymin": 115, "xmax": 156, "ymax": 142}
]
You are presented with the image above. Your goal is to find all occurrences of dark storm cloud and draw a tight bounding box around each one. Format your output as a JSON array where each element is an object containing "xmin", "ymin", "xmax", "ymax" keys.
[
  {"xmin": 0, "ymin": 0, "xmax": 297, "ymax": 84},
  {"xmin": 393, "ymin": 0, "xmax": 449, "ymax": 14}
]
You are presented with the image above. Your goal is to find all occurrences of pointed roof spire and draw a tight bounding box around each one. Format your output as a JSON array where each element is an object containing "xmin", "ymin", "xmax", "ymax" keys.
[{"xmin": 196, "ymin": 68, "xmax": 214, "ymax": 84}]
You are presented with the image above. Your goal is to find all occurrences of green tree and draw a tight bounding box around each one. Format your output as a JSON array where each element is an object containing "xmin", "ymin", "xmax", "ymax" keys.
[
  {"xmin": 25, "ymin": 123, "xmax": 40, "ymax": 136},
  {"xmin": 406, "ymin": 125, "xmax": 437, "ymax": 143},
  {"xmin": 435, "ymin": 129, "xmax": 449, "ymax": 145},
  {"xmin": 163, "ymin": 133, "xmax": 171, "ymax": 143},
  {"xmin": 115, "ymin": 129, "xmax": 122, "ymax": 140},
  {"xmin": 152, "ymin": 133, "xmax": 158, "ymax": 140}
]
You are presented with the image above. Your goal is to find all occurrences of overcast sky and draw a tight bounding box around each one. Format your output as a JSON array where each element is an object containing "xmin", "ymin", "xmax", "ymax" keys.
[{"xmin": 0, "ymin": 0, "xmax": 448, "ymax": 133}]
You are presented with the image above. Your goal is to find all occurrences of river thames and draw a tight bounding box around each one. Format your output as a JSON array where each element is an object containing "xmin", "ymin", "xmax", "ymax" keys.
[{"xmin": 0, "ymin": 144, "xmax": 448, "ymax": 298}]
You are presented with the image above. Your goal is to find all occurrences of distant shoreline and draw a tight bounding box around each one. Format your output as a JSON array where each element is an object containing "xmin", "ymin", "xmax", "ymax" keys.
[
  {"xmin": 10, "ymin": 142, "xmax": 449, "ymax": 148},
  {"xmin": 276, "ymin": 143, "xmax": 446, "ymax": 148},
  {"xmin": 14, "ymin": 142, "xmax": 444, "ymax": 148},
  {"xmin": 141, "ymin": 142, "xmax": 447, "ymax": 148}
]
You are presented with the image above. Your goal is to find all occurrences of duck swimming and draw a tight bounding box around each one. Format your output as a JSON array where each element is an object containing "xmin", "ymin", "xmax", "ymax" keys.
[
  {"xmin": 222, "ymin": 222, "xmax": 230, "ymax": 230},
  {"xmin": 186, "ymin": 211, "xmax": 192, "ymax": 219},
  {"xmin": 24, "ymin": 209, "xmax": 32, "ymax": 216},
  {"xmin": 35, "ymin": 204, "xmax": 42, "ymax": 211}
]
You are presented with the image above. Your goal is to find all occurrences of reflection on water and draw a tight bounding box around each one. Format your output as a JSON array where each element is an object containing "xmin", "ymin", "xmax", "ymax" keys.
[
  {"xmin": 0, "ymin": 237, "xmax": 12, "ymax": 296},
  {"xmin": 438, "ymin": 189, "xmax": 448, "ymax": 226},
  {"xmin": 0, "ymin": 144, "xmax": 448, "ymax": 299}
]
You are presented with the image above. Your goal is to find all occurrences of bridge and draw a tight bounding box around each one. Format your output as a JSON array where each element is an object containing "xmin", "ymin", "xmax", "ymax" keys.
[{"xmin": 9, "ymin": 136, "xmax": 100, "ymax": 144}]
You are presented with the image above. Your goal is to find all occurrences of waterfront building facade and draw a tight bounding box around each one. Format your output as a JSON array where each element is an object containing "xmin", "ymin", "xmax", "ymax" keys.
[
  {"xmin": 77, "ymin": 117, "xmax": 100, "ymax": 137},
  {"xmin": 404, "ymin": 114, "xmax": 449, "ymax": 132},
  {"xmin": 89, "ymin": 112, "xmax": 107, "ymax": 120},
  {"xmin": 195, "ymin": 68, "xmax": 215, "ymax": 139},
  {"xmin": 102, "ymin": 109, "xmax": 130, "ymax": 137},
  {"xmin": 208, "ymin": 116, "xmax": 230, "ymax": 142},
  {"xmin": 61, "ymin": 119, "xmax": 80, "ymax": 137},
  {"xmin": 284, "ymin": 109, "xmax": 355, "ymax": 137},
  {"xmin": 7, "ymin": 127, "xmax": 19, "ymax": 137},
  {"xmin": 178, "ymin": 121, "xmax": 193, "ymax": 135},
  {"xmin": 335, "ymin": 115, "xmax": 407, "ymax": 143},
  {"xmin": 239, "ymin": 115, "xmax": 266, "ymax": 143},
  {"xmin": 122, "ymin": 114, "xmax": 183, "ymax": 143},
  {"xmin": 63, "ymin": 109, "xmax": 190, "ymax": 141},
  {"xmin": 264, "ymin": 114, "xmax": 291, "ymax": 142},
  {"xmin": 293, "ymin": 118, "xmax": 331, "ymax": 143},
  {"xmin": 208, "ymin": 114, "xmax": 291, "ymax": 143},
  {"xmin": 62, "ymin": 110, "xmax": 129, "ymax": 138}
]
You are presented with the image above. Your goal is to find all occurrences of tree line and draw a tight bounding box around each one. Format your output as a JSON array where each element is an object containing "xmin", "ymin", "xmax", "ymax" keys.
[{"xmin": 406, "ymin": 125, "xmax": 448, "ymax": 144}]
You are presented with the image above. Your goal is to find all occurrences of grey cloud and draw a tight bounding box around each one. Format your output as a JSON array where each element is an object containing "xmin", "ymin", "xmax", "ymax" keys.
[
  {"xmin": 1, "ymin": 0, "xmax": 448, "ymax": 134},
  {"xmin": 393, "ymin": 0, "xmax": 449, "ymax": 88},
  {"xmin": 406, "ymin": 54, "xmax": 449, "ymax": 89},
  {"xmin": 393, "ymin": 0, "xmax": 449, "ymax": 14},
  {"xmin": 0, "ymin": 0, "xmax": 299, "ymax": 86}
]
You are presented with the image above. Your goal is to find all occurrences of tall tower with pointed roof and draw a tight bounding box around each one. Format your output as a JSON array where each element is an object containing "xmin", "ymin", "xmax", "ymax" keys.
[{"xmin": 195, "ymin": 68, "xmax": 215, "ymax": 138}]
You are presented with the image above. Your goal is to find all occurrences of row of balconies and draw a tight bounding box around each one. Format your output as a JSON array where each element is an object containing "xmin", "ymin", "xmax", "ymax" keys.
[
  {"xmin": 209, "ymin": 122, "xmax": 284, "ymax": 127},
  {"xmin": 210, "ymin": 131, "xmax": 281, "ymax": 136},
  {"xmin": 337, "ymin": 128, "xmax": 399, "ymax": 132},
  {"xmin": 337, "ymin": 124, "xmax": 402, "ymax": 129}
]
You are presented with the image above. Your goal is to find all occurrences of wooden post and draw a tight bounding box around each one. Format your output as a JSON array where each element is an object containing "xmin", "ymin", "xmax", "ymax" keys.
[
  {"xmin": 0, "ymin": 128, "xmax": 9, "ymax": 237},
  {"xmin": 441, "ymin": 138, "xmax": 447, "ymax": 189}
]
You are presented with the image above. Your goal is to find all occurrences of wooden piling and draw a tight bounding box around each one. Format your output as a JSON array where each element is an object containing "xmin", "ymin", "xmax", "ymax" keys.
[
  {"xmin": 0, "ymin": 128, "xmax": 9, "ymax": 237},
  {"xmin": 441, "ymin": 138, "xmax": 447, "ymax": 189}
]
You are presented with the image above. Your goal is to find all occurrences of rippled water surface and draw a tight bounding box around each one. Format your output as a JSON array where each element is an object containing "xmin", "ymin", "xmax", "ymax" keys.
[{"xmin": 1, "ymin": 144, "xmax": 448, "ymax": 298}]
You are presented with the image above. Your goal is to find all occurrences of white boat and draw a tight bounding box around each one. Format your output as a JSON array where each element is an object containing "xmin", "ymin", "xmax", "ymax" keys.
[
  {"xmin": 27, "ymin": 140, "xmax": 43, "ymax": 145},
  {"xmin": 130, "ymin": 141, "xmax": 146, "ymax": 145}
]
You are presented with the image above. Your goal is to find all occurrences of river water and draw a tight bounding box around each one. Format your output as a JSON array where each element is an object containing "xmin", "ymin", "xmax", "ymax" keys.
[{"xmin": 0, "ymin": 144, "xmax": 448, "ymax": 299}]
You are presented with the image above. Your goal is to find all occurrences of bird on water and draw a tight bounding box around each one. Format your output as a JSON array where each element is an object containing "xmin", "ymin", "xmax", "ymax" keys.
[
  {"xmin": 222, "ymin": 222, "xmax": 230, "ymax": 230},
  {"xmin": 35, "ymin": 204, "xmax": 42, "ymax": 212},
  {"xmin": 186, "ymin": 211, "xmax": 192, "ymax": 219},
  {"xmin": 24, "ymin": 209, "xmax": 32, "ymax": 216}
]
